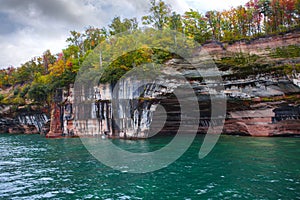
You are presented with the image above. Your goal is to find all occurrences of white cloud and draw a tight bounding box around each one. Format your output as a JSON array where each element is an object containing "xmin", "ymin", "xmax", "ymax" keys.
[
  {"xmin": 0, "ymin": 28, "xmax": 67, "ymax": 67},
  {"xmin": 0, "ymin": 0, "xmax": 149, "ymax": 68},
  {"xmin": 0, "ymin": 0, "xmax": 249, "ymax": 69}
]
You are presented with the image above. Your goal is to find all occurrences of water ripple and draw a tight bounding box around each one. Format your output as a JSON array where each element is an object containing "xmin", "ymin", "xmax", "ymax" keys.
[{"xmin": 0, "ymin": 134, "xmax": 299, "ymax": 199}]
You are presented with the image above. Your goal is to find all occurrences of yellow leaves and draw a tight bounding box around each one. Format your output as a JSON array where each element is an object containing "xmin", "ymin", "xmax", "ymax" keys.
[
  {"xmin": 50, "ymin": 56, "xmax": 77, "ymax": 76},
  {"xmin": 65, "ymin": 58, "xmax": 73, "ymax": 70},
  {"xmin": 37, "ymin": 57, "xmax": 43, "ymax": 63},
  {"xmin": 35, "ymin": 74, "xmax": 51, "ymax": 85},
  {"xmin": 120, "ymin": 65, "xmax": 130, "ymax": 71},
  {"xmin": 140, "ymin": 44, "xmax": 153, "ymax": 58},
  {"xmin": 141, "ymin": 44, "xmax": 149, "ymax": 49},
  {"xmin": 48, "ymin": 59, "xmax": 65, "ymax": 77}
]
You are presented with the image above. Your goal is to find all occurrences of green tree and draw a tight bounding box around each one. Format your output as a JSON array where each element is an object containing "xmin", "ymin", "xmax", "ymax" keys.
[
  {"xmin": 42, "ymin": 50, "xmax": 56, "ymax": 73},
  {"xmin": 236, "ymin": 6, "xmax": 248, "ymax": 37},
  {"xmin": 220, "ymin": 9, "xmax": 237, "ymax": 41},
  {"xmin": 168, "ymin": 11, "xmax": 183, "ymax": 32},
  {"xmin": 109, "ymin": 17, "xmax": 138, "ymax": 35},
  {"xmin": 83, "ymin": 26, "xmax": 108, "ymax": 51},
  {"xmin": 245, "ymin": 0, "xmax": 262, "ymax": 35},
  {"xmin": 66, "ymin": 30, "xmax": 82, "ymax": 47},
  {"xmin": 28, "ymin": 83, "xmax": 50, "ymax": 105},
  {"xmin": 206, "ymin": 10, "xmax": 222, "ymax": 40},
  {"xmin": 183, "ymin": 9, "xmax": 211, "ymax": 43},
  {"xmin": 258, "ymin": 0, "xmax": 272, "ymax": 33},
  {"xmin": 142, "ymin": 0, "xmax": 171, "ymax": 30},
  {"xmin": 15, "ymin": 59, "xmax": 45, "ymax": 84}
]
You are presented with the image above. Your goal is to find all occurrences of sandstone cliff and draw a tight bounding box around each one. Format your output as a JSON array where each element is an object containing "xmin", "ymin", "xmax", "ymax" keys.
[
  {"xmin": 44, "ymin": 29, "xmax": 300, "ymax": 138},
  {"xmin": 2, "ymin": 30, "xmax": 299, "ymax": 137}
]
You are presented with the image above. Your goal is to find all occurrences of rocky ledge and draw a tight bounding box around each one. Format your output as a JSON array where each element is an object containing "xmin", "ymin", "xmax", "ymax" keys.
[
  {"xmin": 0, "ymin": 106, "xmax": 50, "ymax": 135},
  {"xmin": 0, "ymin": 118, "xmax": 38, "ymax": 134},
  {"xmin": 223, "ymin": 100, "xmax": 300, "ymax": 137}
]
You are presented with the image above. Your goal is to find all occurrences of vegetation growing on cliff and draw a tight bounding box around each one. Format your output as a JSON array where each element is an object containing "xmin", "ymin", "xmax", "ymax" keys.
[
  {"xmin": 0, "ymin": 0, "xmax": 300, "ymax": 107},
  {"xmin": 271, "ymin": 45, "xmax": 300, "ymax": 58}
]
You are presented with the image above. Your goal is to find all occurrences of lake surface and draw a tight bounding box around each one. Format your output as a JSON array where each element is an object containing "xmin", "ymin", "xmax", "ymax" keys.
[{"xmin": 0, "ymin": 134, "xmax": 299, "ymax": 199}]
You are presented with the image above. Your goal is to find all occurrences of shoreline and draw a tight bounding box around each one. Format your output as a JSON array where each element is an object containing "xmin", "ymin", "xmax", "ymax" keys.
[{"xmin": 2, "ymin": 132, "xmax": 300, "ymax": 139}]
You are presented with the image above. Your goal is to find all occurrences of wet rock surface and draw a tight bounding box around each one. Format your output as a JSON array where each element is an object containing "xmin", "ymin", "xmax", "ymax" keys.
[
  {"xmin": 0, "ymin": 118, "xmax": 39, "ymax": 134},
  {"xmin": 0, "ymin": 112, "xmax": 49, "ymax": 135}
]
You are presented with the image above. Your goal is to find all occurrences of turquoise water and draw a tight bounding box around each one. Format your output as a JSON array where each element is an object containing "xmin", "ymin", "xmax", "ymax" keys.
[{"xmin": 0, "ymin": 134, "xmax": 299, "ymax": 200}]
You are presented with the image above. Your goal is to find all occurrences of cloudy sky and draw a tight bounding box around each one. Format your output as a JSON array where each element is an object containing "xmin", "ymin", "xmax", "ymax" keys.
[{"xmin": 0, "ymin": 0, "xmax": 248, "ymax": 69}]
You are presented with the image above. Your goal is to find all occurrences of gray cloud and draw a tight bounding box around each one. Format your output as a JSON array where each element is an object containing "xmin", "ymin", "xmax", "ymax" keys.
[
  {"xmin": 0, "ymin": 0, "xmax": 94, "ymax": 26},
  {"xmin": 0, "ymin": 13, "xmax": 23, "ymax": 35},
  {"xmin": 0, "ymin": 0, "xmax": 150, "ymax": 33},
  {"xmin": 0, "ymin": 0, "xmax": 132, "ymax": 68},
  {"xmin": 0, "ymin": 0, "xmax": 189, "ymax": 68}
]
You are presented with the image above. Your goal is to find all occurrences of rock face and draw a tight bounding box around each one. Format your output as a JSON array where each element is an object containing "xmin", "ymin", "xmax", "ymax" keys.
[
  {"xmin": 47, "ymin": 30, "xmax": 300, "ymax": 138},
  {"xmin": 0, "ymin": 117, "xmax": 41, "ymax": 134},
  {"xmin": 17, "ymin": 113, "xmax": 49, "ymax": 133},
  {"xmin": 49, "ymin": 76, "xmax": 300, "ymax": 138},
  {"xmin": 47, "ymin": 103, "xmax": 63, "ymax": 137},
  {"xmin": 223, "ymin": 103, "xmax": 300, "ymax": 136},
  {"xmin": 202, "ymin": 30, "xmax": 300, "ymax": 58},
  {"xmin": 0, "ymin": 105, "xmax": 50, "ymax": 135},
  {"xmin": 0, "ymin": 118, "xmax": 19, "ymax": 134}
]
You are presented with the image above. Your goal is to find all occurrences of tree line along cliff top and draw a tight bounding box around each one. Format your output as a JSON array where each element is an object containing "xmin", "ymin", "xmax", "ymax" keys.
[{"xmin": 0, "ymin": 0, "xmax": 300, "ymax": 108}]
